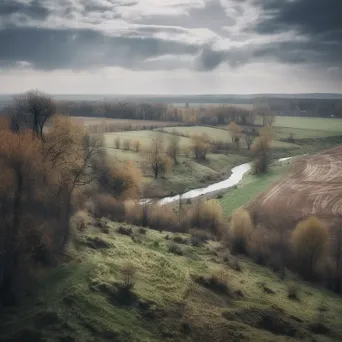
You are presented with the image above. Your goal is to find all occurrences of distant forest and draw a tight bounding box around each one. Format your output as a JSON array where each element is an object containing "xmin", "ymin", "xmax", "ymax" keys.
[{"xmin": 0, "ymin": 94, "xmax": 341, "ymax": 119}]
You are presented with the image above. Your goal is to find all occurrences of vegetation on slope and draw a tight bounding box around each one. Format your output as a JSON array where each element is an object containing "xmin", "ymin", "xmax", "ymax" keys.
[{"xmin": 1, "ymin": 220, "xmax": 342, "ymax": 342}]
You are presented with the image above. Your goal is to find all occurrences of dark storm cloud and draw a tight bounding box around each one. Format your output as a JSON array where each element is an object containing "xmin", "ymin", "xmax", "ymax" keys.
[
  {"xmin": 0, "ymin": 0, "xmax": 49, "ymax": 20},
  {"xmin": 256, "ymin": 0, "xmax": 342, "ymax": 36},
  {"xmin": 0, "ymin": 27, "xmax": 199, "ymax": 70},
  {"xmin": 253, "ymin": 0, "xmax": 342, "ymax": 67},
  {"xmin": 0, "ymin": 0, "xmax": 340, "ymax": 73}
]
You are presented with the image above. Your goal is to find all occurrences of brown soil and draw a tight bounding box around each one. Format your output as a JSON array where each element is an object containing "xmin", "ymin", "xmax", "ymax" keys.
[{"xmin": 250, "ymin": 146, "xmax": 342, "ymax": 230}]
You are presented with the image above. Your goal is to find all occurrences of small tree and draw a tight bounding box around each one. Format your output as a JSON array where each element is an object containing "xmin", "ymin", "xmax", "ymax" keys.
[
  {"xmin": 191, "ymin": 134, "xmax": 209, "ymax": 160},
  {"xmin": 115, "ymin": 137, "xmax": 121, "ymax": 149},
  {"xmin": 230, "ymin": 208, "xmax": 253, "ymax": 254},
  {"xmin": 145, "ymin": 134, "xmax": 165, "ymax": 179},
  {"xmin": 159, "ymin": 155, "xmax": 173, "ymax": 178},
  {"xmin": 244, "ymin": 131, "xmax": 254, "ymax": 150},
  {"xmin": 100, "ymin": 161, "xmax": 143, "ymax": 200},
  {"xmin": 228, "ymin": 122, "xmax": 242, "ymax": 148},
  {"xmin": 10, "ymin": 90, "xmax": 56, "ymax": 139},
  {"xmin": 291, "ymin": 217, "xmax": 329, "ymax": 278},
  {"xmin": 123, "ymin": 139, "xmax": 131, "ymax": 150},
  {"xmin": 167, "ymin": 131, "xmax": 181, "ymax": 164},
  {"xmin": 252, "ymin": 135, "xmax": 271, "ymax": 174},
  {"xmin": 133, "ymin": 140, "xmax": 141, "ymax": 152}
]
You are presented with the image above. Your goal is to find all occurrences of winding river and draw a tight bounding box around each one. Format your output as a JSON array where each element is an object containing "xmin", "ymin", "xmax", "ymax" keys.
[{"xmin": 144, "ymin": 156, "xmax": 293, "ymax": 206}]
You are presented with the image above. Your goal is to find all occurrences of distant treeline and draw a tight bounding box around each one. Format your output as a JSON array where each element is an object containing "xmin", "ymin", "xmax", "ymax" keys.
[
  {"xmin": 262, "ymin": 98, "xmax": 342, "ymax": 118},
  {"xmin": 56, "ymin": 101, "xmax": 255, "ymax": 125}
]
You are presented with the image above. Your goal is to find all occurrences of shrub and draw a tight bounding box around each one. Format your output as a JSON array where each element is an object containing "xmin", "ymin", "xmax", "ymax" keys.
[
  {"xmin": 173, "ymin": 236, "xmax": 188, "ymax": 244},
  {"xmin": 168, "ymin": 242, "xmax": 183, "ymax": 255},
  {"xmin": 248, "ymin": 227, "xmax": 271, "ymax": 265},
  {"xmin": 123, "ymin": 139, "xmax": 131, "ymax": 150},
  {"xmin": 252, "ymin": 135, "xmax": 271, "ymax": 174},
  {"xmin": 120, "ymin": 262, "xmax": 137, "ymax": 290},
  {"xmin": 189, "ymin": 228, "xmax": 211, "ymax": 246},
  {"xmin": 187, "ymin": 199, "xmax": 223, "ymax": 235},
  {"xmin": 114, "ymin": 137, "xmax": 121, "ymax": 149},
  {"xmin": 287, "ymin": 283, "xmax": 299, "ymax": 301},
  {"xmin": 108, "ymin": 161, "xmax": 143, "ymax": 200},
  {"xmin": 133, "ymin": 140, "xmax": 141, "ymax": 152},
  {"xmin": 191, "ymin": 133, "xmax": 210, "ymax": 160},
  {"xmin": 70, "ymin": 210, "xmax": 90, "ymax": 232},
  {"xmin": 117, "ymin": 226, "xmax": 133, "ymax": 236},
  {"xmin": 291, "ymin": 216, "xmax": 329, "ymax": 278},
  {"xmin": 194, "ymin": 270, "xmax": 231, "ymax": 295},
  {"xmin": 147, "ymin": 205, "xmax": 180, "ymax": 232},
  {"xmin": 230, "ymin": 207, "xmax": 253, "ymax": 254},
  {"xmin": 93, "ymin": 194, "xmax": 126, "ymax": 221}
]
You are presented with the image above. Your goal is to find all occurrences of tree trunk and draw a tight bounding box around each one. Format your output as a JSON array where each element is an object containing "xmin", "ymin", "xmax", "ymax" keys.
[{"xmin": 0, "ymin": 170, "xmax": 23, "ymax": 306}]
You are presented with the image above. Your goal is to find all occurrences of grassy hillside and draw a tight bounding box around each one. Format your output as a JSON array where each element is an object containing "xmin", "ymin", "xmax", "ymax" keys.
[{"xmin": 2, "ymin": 219, "xmax": 342, "ymax": 342}]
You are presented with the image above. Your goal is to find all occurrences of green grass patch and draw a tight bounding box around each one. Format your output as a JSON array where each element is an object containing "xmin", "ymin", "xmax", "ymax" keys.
[
  {"xmin": 260, "ymin": 116, "xmax": 342, "ymax": 132},
  {"xmin": 219, "ymin": 161, "xmax": 292, "ymax": 217},
  {"xmin": 160, "ymin": 125, "xmax": 232, "ymax": 141}
]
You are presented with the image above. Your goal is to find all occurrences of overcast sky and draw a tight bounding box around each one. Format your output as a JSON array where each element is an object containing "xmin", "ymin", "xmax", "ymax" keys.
[{"xmin": 0, "ymin": 0, "xmax": 341, "ymax": 94}]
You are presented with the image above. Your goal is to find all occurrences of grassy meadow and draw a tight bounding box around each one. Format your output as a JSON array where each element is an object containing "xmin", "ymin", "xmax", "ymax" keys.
[{"xmin": 2, "ymin": 219, "xmax": 342, "ymax": 342}]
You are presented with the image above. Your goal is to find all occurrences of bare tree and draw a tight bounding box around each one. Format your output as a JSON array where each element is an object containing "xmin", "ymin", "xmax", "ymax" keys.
[
  {"xmin": 145, "ymin": 134, "xmax": 164, "ymax": 178},
  {"xmin": 167, "ymin": 131, "xmax": 181, "ymax": 164},
  {"xmin": 253, "ymin": 102, "xmax": 275, "ymax": 127},
  {"xmin": 10, "ymin": 90, "xmax": 56, "ymax": 139},
  {"xmin": 244, "ymin": 131, "xmax": 254, "ymax": 150}
]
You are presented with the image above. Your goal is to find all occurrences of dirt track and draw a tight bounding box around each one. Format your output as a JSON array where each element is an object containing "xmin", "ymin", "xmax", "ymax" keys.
[{"xmin": 251, "ymin": 146, "xmax": 342, "ymax": 228}]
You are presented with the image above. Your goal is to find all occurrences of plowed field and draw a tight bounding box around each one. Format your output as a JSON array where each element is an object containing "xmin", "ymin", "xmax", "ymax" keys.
[{"xmin": 251, "ymin": 146, "xmax": 342, "ymax": 229}]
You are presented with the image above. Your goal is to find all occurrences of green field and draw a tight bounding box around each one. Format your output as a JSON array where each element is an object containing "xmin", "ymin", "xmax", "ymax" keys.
[
  {"xmin": 160, "ymin": 126, "xmax": 232, "ymax": 141},
  {"xmin": 103, "ymin": 130, "xmax": 192, "ymax": 150},
  {"xmin": 266, "ymin": 116, "xmax": 342, "ymax": 132},
  {"xmin": 2, "ymin": 219, "xmax": 342, "ymax": 342},
  {"xmin": 219, "ymin": 161, "xmax": 292, "ymax": 217}
]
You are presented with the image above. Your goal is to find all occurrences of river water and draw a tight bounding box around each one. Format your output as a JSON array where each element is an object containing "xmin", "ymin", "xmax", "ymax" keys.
[{"xmin": 143, "ymin": 157, "xmax": 293, "ymax": 206}]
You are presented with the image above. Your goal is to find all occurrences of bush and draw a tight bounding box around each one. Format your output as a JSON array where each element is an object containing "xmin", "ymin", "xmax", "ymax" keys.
[
  {"xmin": 194, "ymin": 270, "xmax": 231, "ymax": 295},
  {"xmin": 114, "ymin": 137, "xmax": 121, "ymax": 149},
  {"xmin": 187, "ymin": 199, "xmax": 223, "ymax": 235},
  {"xmin": 252, "ymin": 135, "xmax": 271, "ymax": 174},
  {"xmin": 189, "ymin": 228, "xmax": 211, "ymax": 246},
  {"xmin": 133, "ymin": 140, "xmax": 141, "ymax": 152},
  {"xmin": 287, "ymin": 283, "xmax": 299, "ymax": 301},
  {"xmin": 248, "ymin": 227, "xmax": 271, "ymax": 265},
  {"xmin": 168, "ymin": 242, "xmax": 183, "ymax": 255},
  {"xmin": 123, "ymin": 139, "xmax": 131, "ymax": 150},
  {"xmin": 93, "ymin": 194, "xmax": 126, "ymax": 221},
  {"xmin": 147, "ymin": 205, "xmax": 180, "ymax": 232},
  {"xmin": 70, "ymin": 210, "xmax": 90, "ymax": 232},
  {"xmin": 120, "ymin": 262, "xmax": 137, "ymax": 290},
  {"xmin": 291, "ymin": 216, "xmax": 329, "ymax": 278},
  {"xmin": 173, "ymin": 235, "xmax": 188, "ymax": 244},
  {"xmin": 108, "ymin": 161, "xmax": 143, "ymax": 200},
  {"xmin": 230, "ymin": 207, "xmax": 253, "ymax": 254},
  {"xmin": 117, "ymin": 226, "xmax": 133, "ymax": 236}
]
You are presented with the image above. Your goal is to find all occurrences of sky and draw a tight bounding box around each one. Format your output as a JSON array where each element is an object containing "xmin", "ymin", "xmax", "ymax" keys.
[{"xmin": 0, "ymin": 0, "xmax": 341, "ymax": 94}]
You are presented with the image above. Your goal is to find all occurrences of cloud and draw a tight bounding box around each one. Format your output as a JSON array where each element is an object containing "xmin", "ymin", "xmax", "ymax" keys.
[
  {"xmin": 0, "ymin": 27, "xmax": 200, "ymax": 71},
  {"xmin": 0, "ymin": 0, "xmax": 49, "ymax": 20},
  {"xmin": 253, "ymin": 0, "xmax": 342, "ymax": 68},
  {"xmin": 0, "ymin": 0, "xmax": 340, "ymax": 76}
]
